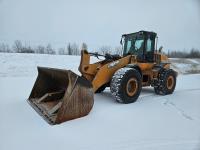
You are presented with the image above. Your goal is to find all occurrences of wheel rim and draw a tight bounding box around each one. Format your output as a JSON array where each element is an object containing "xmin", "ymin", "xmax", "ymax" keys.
[
  {"xmin": 126, "ymin": 78, "xmax": 138, "ymax": 96},
  {"xmin": 167, "ymin": 75, "xmax": 174, "ymax": 90}
]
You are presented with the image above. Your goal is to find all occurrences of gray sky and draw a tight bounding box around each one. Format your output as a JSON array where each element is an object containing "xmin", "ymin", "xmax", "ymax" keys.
[{"xmin": 0, "ymin": 0, "xmax": 200, "ymax": 51}]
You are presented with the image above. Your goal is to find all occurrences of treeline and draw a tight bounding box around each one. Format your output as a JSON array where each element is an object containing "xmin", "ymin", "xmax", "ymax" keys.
[
  {"xmin": 0, "ymin": 40, "xmax": 123, "ymax": 55},
  {"xmin": 1, "ymin": 40, "xmax": 199, "ymax": 58},
  {"xmin": 0, "ymin": 40, "xmax": 87, "ymax": 55},
  {"xmin": 167, "ymin": 48, "xmax": 200, "ymax": 58}
]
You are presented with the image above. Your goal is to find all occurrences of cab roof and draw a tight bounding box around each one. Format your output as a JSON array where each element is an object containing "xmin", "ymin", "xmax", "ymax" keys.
[{"xmin": 122, "ymin": 31, "xmax": 157, "ymax": 38}]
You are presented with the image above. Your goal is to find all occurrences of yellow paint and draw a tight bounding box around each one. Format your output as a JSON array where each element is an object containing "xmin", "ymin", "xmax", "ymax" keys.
[{"xmin": 79, "ymin": 50, "xmax": 172, "ymax": 92}]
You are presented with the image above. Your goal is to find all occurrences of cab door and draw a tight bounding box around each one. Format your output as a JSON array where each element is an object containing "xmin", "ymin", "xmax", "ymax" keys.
[{"xmin": 144, "ymin": 35, "xmax": 155, "ymax": 62}]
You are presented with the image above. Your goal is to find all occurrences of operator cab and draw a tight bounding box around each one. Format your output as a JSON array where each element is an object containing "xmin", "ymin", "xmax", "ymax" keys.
[{"xmin": 122, "ymin": 31, "xmax": 157, "ymax": 62}]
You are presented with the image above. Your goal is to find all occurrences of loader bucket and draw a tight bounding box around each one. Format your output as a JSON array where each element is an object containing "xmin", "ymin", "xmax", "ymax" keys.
[{"xmin": 27, "ymin": 67, "xmax": 94, "ymax": 125}]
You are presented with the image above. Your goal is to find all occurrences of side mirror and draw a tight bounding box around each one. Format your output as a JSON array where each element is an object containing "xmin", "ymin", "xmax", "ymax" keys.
[
  {"xmin": 158, "ymin": 46, "xmax": 163, "ymax": 52},
  {"xmin": 120, "ymin": 38, "xmax": 122, "ymax": 45}
]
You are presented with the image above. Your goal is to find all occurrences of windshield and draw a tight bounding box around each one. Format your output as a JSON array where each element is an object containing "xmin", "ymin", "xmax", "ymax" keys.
[{"xmin": 123, "ymin": 36, "xmax": 144, "ymax": 56}]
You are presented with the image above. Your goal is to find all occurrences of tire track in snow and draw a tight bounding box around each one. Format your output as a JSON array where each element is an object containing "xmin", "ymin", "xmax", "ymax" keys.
[
  {"xmin": 162, "ymin": 89, "xmax": 200, "ymax": 121},
  {"xmin": 92, "ymin": 139, "xmax": 200, "ymax": 150},
  {"xmin": 139, "ymin": 88, "xmax": 200, "ymax": 121},
  {"xmin": 140, "ymin": 88, "xmax": 200, "ymax": 100},
  {"xmin": 163, "ymin": 98, "xmax": 193, "ymax": 120},
  {"xmin": 97, "ymin": 88, "xmax": 200, "ymax": 121}
]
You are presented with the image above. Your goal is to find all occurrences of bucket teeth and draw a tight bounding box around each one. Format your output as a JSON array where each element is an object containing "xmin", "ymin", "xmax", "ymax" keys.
[{"xmin": 27, "ymin": 67, "xmax": 94, "ymax": 125}]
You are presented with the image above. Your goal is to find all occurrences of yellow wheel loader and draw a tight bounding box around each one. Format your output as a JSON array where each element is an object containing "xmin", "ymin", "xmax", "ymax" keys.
[{"xmin": 27, "ymin": 31, "xmax": 177, "ymax": 124}]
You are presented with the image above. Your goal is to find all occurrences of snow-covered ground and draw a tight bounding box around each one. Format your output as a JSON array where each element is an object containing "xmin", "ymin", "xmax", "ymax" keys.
[
  {"xmin": 170, "ymin": 58, "xmax": 200, "ymax": 74},
  {"xmin": 0, "ymin": 53, "xmax": 200, "ymax": 150},
  {"xmin": 1, "ymin": 53, "xmax": 200, "ymax": 77}
]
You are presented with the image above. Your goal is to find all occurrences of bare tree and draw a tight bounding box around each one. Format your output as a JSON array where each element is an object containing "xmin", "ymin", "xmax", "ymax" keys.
[
  {"xmin": 71, "ymin": 43, "xmax": 80, "ymax": 55},
  {"xmin": 21, "ymin": 43, "xmax": 35, "ymax": 53},
  {"xmin": 67, "ymin": 43, "xmax": 72, "ymax": 55},
  {"xmin": 188, "ymin": 48, "xmax": 200, "ymax": 58},
  {"xmin": 36, "ymin": 45, "xmax": 45, "ymax": 54},
  {"xmin": 58, "ymin": 47, "xmax": 67, "ymax": 55},
  {"xmin": 99, "ymin": 45, "xmax": 112, "ymax": 55},
  {"xmin": 0, "ymin": 43, "xmax": 11, "ymax": 53},
  {"xmin": 45, "ymin": 44, "xmax": 55, "ymax": 54},
  {"xmin": 81, "ymin": 42, "xmax": 88, "ymax": 50},
  {"xmin": 13, "ymin": 40, "xmax": 23, "ymax": 53},
  {"xmin": 114, "ymin": 46, "xmax": 123, "ymax": 55},
  {"xmin": 168, "ymin": 49, "xmax": 200, "ymax": 58}
]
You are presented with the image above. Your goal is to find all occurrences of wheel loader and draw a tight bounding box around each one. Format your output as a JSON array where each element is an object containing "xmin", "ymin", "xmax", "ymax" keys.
[{"xmin": 27, "ymin": 31, "xmax": 177, "ymax": 125}]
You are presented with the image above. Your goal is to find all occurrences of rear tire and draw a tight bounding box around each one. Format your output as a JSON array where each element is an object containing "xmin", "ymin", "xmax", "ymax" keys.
[
  {"xmin": 154, "ymin": 69, "xmax": 177, "ymax": 95},
  {"xmin": 110, "ymin": 68, "xmax": 142, "ymax": 104}
]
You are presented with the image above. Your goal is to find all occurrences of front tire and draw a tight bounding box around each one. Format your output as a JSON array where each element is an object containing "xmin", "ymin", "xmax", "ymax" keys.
[{"xmin": 110, "ymin": 68, "xmax": 142, "ymax": 104}]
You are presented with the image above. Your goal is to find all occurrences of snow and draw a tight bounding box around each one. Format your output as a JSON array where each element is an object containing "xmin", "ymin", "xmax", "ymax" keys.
[
  {"xmin": 188, "ymin": 59, "xmax": 200, "ymax": 64},
  {"xmin": 0, "ymin": 53, "xmax": 81, "ymax": 77},
  {"xmin": 0, "ymin": 53, "xmax": 99, "ymax": 77},
  {"xmin": 0, "ymin": 53, "xmax": 200, "ymax": 150},
  {"xmin": 170, "ymin": 58, "xmax": 200, "ymax": 74}
]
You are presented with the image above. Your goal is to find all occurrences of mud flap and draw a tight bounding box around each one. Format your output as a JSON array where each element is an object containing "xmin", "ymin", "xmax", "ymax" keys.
[{"xmin": 27, "ymin": 67, "xmax": 94, "ymax": 125}]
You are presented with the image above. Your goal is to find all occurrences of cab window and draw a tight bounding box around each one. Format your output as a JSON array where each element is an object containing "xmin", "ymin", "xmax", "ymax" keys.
[{"xmin": 146, "ymin": 37, "xmax": 153, "ymax": 52}]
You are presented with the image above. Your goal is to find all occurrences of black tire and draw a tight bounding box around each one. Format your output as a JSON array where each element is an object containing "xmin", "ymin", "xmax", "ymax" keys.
[
  {"xmin": 95, "ymin": 84, "xmax": 106, "ymax": 93},
  {"xmin": 154, "ymin": 69, "xmax": 177, "ymax": 95},
  {"xmin": 154, "ymin": 87, "xmax": 160, "ymax": 94},
  {"xmin": 110, "ymin": 68, "xmax": 142, "ymax": 104}
]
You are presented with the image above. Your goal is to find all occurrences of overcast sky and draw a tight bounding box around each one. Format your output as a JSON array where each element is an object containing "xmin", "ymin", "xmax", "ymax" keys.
[{"xmin": 0, "ymin": 0, "xmax": 200, "ymax": 51}]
